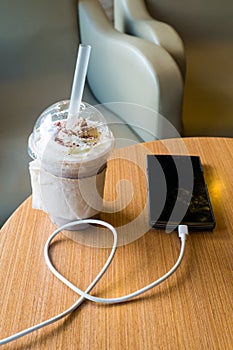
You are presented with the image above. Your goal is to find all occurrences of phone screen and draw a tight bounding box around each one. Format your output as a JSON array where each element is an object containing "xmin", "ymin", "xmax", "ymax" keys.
[{"xmin": 147, "ymin": 155, "xmax": 215, "ymax": 230}]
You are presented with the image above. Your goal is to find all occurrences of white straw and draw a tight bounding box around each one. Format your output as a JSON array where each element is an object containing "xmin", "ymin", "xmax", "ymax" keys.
[{"xmin": 66, "ymin": 44, "xmax": 91, "ymax": 129}]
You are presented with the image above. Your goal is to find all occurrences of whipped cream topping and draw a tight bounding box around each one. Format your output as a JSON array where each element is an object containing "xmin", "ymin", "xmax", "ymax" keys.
[
  {"xmin": 54, "ymin": 118, "xmax": 100, "ymax": 150},
  {"xmin": 30, "ymin": 115, "xmax": 114, "ymax": 163}
]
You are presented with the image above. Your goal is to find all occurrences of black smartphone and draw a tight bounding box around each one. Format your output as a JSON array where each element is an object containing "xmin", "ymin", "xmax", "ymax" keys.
[{"xmin": 147, "ymin": 154, "xmax": 216, "ymax": 231}]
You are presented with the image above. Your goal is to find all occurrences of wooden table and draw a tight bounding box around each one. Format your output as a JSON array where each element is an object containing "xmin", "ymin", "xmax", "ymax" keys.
[{"xmin": 0, "ymin": 137, "xmax": 232, "ymax": 349}]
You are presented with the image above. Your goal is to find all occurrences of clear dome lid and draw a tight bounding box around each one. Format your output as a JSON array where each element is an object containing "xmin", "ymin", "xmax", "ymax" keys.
[{"xmin": 28, "ymin": 100, "xmax": 114, "ymax": 161}]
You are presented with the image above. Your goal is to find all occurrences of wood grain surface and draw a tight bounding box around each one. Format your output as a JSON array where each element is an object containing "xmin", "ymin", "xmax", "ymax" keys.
[{"xmin": 0, "ymin": 137, "xmax": 232, "ymax": 349}]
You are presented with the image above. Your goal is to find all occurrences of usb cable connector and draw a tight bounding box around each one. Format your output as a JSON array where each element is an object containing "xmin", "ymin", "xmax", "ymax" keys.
[{"xmin": 178, "ymin": 225, "xmax": 189, "ymax": 240}]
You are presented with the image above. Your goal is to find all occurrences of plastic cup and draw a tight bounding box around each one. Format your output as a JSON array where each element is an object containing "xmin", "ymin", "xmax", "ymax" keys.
[{"xmin": 28, "ymin": 100, "xmax": 114, "ymax": 229}]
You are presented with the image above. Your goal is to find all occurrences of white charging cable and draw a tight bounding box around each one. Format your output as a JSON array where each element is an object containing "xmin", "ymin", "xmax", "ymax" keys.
[{"xmin": 0, "ymin": 220, "xmax": 188, "ymax": 346}]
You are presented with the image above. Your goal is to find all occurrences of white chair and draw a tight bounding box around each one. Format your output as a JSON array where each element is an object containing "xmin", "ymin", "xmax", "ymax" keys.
[
  {"xmin": 79, "ymin": 0, "xmax": 184, "ymax": 140},
  {"xmin": 114, "ymin": 0, "xmax": 186, "ymax": 79}
]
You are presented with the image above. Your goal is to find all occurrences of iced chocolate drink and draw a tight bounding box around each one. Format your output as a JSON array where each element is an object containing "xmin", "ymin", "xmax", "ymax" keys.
[{"xmin": 28, "ymin": 100, "xmax": 114, "ymax": 228}]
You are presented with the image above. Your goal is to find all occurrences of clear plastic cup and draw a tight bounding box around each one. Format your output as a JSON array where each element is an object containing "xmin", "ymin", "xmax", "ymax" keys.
[{"xmin": 28, "ymin": 100, "xmax": 114, "ymax": 228}]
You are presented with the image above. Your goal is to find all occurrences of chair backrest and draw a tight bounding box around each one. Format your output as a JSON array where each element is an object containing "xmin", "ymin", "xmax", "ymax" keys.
[
  {"xmin": 79, "ymin": 0, "xmax": 184, "ymax": 140},
  {"xmin": 114, "ymin": 0, "xmax": 186, "ymax": 79}
]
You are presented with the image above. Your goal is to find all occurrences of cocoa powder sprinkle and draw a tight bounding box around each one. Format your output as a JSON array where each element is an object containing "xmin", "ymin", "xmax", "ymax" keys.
[{"xmin": 54, "ymin": 118, "xmax": 100, "ymax": 148}]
